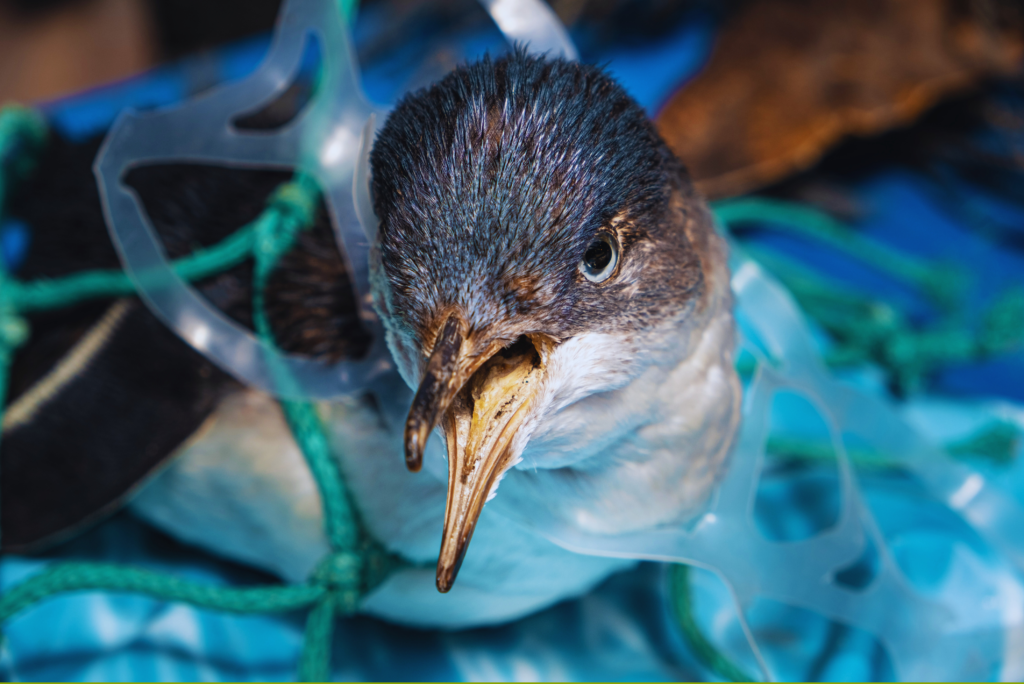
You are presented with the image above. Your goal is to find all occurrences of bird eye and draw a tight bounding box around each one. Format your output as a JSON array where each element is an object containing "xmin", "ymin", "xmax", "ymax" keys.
[{"xmin": 580, "ymin": 232, "xmax": 619, "ymax": 283}]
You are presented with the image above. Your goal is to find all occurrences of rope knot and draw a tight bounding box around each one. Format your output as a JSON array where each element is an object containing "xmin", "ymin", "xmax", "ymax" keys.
[
  {"xmin": 268, "ymin": 174, "xmax": 320, "ymax": 228},
  {"xmin": 311, "ymin": 551, "xmax": 362, "ymax": 614},
  {"xmin": 252, "ymin": 174, "xmax": 321, "ymax": 284}
]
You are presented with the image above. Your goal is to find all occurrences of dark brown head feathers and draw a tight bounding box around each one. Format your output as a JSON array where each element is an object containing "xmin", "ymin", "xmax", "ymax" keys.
[{"xmin": 370, "ymin": 49, "xmax": 711, "ymax": 352}]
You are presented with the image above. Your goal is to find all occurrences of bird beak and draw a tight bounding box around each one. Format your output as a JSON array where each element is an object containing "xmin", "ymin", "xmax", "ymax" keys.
[{"xmin": 404, "ymin": 314, "xmax": 549, "ymax": 593}]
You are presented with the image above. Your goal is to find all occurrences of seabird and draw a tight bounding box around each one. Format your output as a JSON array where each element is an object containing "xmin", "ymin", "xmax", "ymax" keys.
[
  {"xmin": 3, "ymin": 50, "xmax": 740, "ymax": 624},
  {"xmin": 370, "ymin": 50, "xmax": 740, "ymax": 592}
]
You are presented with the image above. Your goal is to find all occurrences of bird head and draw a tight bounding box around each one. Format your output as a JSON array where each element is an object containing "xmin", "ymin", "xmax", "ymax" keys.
[{"xmin": 369, "ymin": 50, "xmax": 730, "ymax": 593}]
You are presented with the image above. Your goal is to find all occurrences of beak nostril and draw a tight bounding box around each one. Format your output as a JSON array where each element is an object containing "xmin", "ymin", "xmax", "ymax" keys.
[{"xmin": 497, "ymin": 335, "xmax": 535, "ymax": 360}]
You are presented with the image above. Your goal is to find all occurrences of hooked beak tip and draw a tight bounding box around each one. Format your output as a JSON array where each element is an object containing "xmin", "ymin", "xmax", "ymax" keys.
[
  {"xmin": 435, "ymin": 562, "xmax": 458, "ymax": 593},
  {"xmin": 403, "ymin": 314, "xmax": 467, "ymax": 474},
  {"xmin": 436, "ymin": 527, "xmax": 471, "ymax": 593},
  {"xmin": 403, "ymin": 426, "xmax": 425, "ymax": 472}
]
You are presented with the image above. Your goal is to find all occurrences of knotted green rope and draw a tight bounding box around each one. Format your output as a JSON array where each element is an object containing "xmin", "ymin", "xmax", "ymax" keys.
[
  {"xmin": 715, "ymin": 200, "xmax": 1024, "ymax": 395},
  {"xmin": 0, "ymin": 3, "xmax": 381, "ymax": 677},
  {"xmin": 0, "ymin": 99, "xmax": 399, "ymax": 681},
  {"xmin": 245, "ymin": 171, "xmax": 403, "ymax": 681}
]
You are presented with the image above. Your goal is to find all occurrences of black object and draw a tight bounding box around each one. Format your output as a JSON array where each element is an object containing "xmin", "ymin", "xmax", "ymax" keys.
[{"xmin": 2, "ymin": 129, "xmax": 367, "ymax": 551}]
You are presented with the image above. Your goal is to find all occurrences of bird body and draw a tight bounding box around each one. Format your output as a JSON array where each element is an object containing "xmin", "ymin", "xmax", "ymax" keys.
[
  {"xmin": 132, "ymin": 243, "xmax": 736, "ymax": 628},
  {"xmin": 132, "ymin": 50, "xmax": 741, "ymax": 627},
  {"xmin": 2, "ymin": 49, "xmax": 739, "ymax": 629}
]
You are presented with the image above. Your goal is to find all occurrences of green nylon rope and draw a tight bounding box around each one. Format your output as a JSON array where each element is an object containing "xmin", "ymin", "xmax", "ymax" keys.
[
  {"xmin": 0, "ymin": 83, "xmax": 393, "ymax": 680},
  {"xmin": 715, "ymin": 201, "xmax": 1024, "ymax": 395},
  {"xmin": 8, "ymin": 221, "xmax": 258, "ymax": 312},
  {"xmin": 248, "ymin": 173, "xmax": 361, "ymax": 554},
  {"xmin": 669, "ymin": 564, "xmax": 758, "ymax": 682},
  {"xmin": 299, "ymin": 594, "xmax": 339, "ymax": 682},
  {"xmin": 0, "ymin": 563, "xmax": 325, "ymax": 622},
  {"xmin": 765, "ymin": 419, "xmax": 1022, "ymax": 470},
  {"xmin": 247, "ymin": 171, "xmax": 365, "ymax": 680},
  {"xmin": 714, "ymin": 197, "xmax": 966, "ymax": 309}
]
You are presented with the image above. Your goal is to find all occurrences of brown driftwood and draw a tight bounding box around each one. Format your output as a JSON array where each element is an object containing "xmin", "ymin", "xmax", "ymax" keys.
[{"xmin": 656, "ymin": 0, "xmax": 1024, "ymax": 199}]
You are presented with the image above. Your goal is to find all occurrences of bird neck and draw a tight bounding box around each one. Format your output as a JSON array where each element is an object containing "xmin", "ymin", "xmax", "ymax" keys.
[{"xmin": 497, "ymin": 229, "xmax": 742, "ymax": 536}]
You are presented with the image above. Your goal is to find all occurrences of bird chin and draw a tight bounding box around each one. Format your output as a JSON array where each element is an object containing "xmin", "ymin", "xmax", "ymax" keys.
[{"xmin": 434, "ymin": 334, "xmax": 551, "ymax": 593}]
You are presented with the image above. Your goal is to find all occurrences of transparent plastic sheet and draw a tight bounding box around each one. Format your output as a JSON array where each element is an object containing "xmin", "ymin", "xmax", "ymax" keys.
[
  {"xmin": 95, "ymin": 0, "xmax": 574, "ymax": 412},
  {"xmin": 492, "ymin": 248, "xmax": 1024, "ymax": 681},
  {"xmin": 93, "ymin": 0, "xmax": 1024, "ymax": 679}
]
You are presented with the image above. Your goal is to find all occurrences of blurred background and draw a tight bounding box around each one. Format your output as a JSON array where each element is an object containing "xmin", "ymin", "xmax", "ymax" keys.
[
  {"xmin": 2, "ymin": 0, "xmax": 1019, "ymax": 202},
  {"xmin": 0, "ymin": 0, "xmax": 280, "ymax": 103},
  {"xmin": 0, "ymin": 0, "xmax": 735, "ymax": 104}
]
